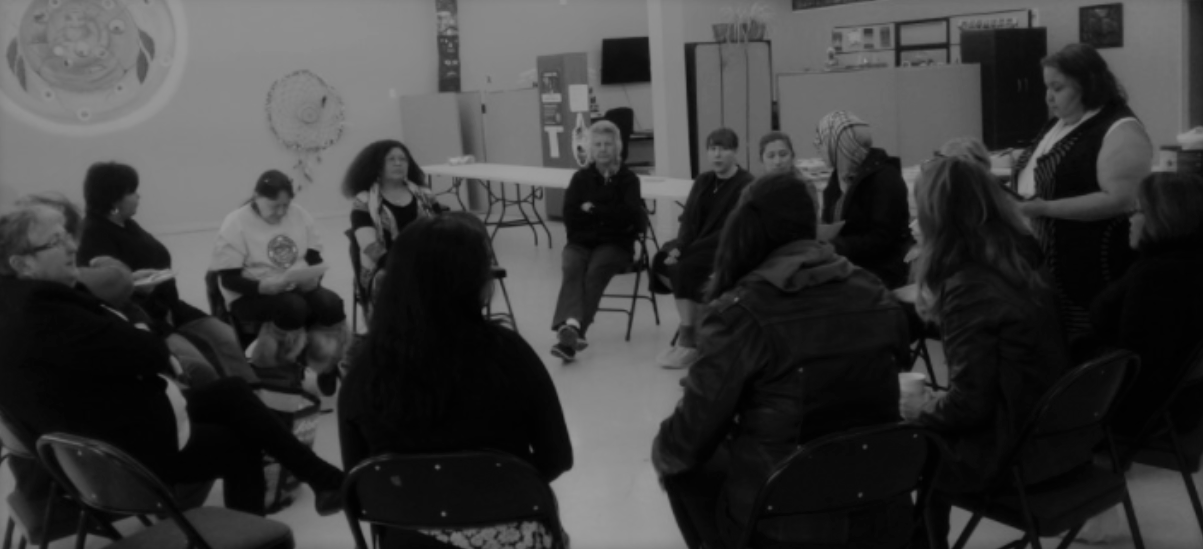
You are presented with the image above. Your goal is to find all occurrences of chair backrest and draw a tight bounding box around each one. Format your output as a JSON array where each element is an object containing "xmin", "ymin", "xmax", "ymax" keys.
[
  {"xmin": 604, "ymin": 107, "xmax": 635, "ymax": 163},
  {"xmin": 345, "ymin": 228, "xmax": 367, "ymax": 304},
  {"xmin": 740, "ymin": 423, "xmax": 939, "ymax": 548},
  {"xmin": 37, "ymin": 433, "xmax": 216, "ymax": 549},
  {"xmin": 0, "ymin": 403, "xmax": 37, "ymax": 460},
  {"xmin": 343, "ymin": 451, "xmax": 565, "ymax": 549}
]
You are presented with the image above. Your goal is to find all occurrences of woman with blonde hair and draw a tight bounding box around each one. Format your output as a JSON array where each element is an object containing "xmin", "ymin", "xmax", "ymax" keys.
[
  {"xmin": 550, "ymin": 119, "xmax": 644, "ymax": 361},
  {"xmin": 902, "ymin": 157, "xmax": 1078, "ymax": 547}
]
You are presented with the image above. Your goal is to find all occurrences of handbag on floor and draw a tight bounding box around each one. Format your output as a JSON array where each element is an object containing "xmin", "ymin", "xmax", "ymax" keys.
[{"xmin": 254, "ymin": 384, "xmax": 321, "ymax": 513}]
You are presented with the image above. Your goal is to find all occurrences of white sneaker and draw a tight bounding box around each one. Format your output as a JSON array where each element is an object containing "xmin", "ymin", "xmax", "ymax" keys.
[
  {"xmin": 659, "ymin": 347, "xmax": 700, "ymax": 369},
  {"xmin": 656, "ymin": 346, "xmax": 679, "ymax": 367}
]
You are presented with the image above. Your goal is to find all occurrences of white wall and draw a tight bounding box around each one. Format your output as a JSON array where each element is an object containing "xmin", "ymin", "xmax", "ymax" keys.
[
  {"xmin": 0, "ymin": 0, "xmax": 437, "ymax": 233},
  {"xmin": 458, "ymin": 0, "xmax": 654, "ymax": 131}
]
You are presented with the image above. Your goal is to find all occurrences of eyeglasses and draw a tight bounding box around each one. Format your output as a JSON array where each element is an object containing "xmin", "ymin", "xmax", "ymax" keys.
[{"xmin": 23, "ymin": 232, "xmax": 74, "ymax": 255}]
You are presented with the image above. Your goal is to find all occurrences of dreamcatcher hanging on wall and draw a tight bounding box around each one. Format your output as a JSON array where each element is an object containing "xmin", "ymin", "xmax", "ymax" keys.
[{"xmin": 266, "ymin": 69, "xmax": 344, "ymax": 190}]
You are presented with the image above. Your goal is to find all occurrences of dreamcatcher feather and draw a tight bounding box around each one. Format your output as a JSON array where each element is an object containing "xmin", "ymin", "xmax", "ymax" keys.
[{"xmin": 266, "ymin": 70, "xmax": 345, "ymax": 191}]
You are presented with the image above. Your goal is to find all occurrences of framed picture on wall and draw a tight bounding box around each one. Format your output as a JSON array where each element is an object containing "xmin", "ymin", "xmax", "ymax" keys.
[{"xmin": 1080, "ymin": 3, "xmax": 1123, "ymax": 48}]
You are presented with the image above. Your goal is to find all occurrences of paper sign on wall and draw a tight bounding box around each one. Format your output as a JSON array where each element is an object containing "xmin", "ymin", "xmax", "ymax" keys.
[
  {"xmin": 544, "ymin": 126, "xmax": 563, "ymax": 158},
  {"xmin": 568, "ymin": 84, "xmax": 589, "ymax": 113}
]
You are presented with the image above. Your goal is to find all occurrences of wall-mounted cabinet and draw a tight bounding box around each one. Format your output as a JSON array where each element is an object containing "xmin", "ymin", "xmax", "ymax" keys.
[{"xmin": 685, "ymin": 41, "xmax": 772, "ymax": 178}]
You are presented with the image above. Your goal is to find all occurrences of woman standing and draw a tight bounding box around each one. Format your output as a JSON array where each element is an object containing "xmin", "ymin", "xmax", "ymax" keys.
[
  {"xmin": 210, "ymin": 170, "xmax": 348, "ymax": 380},
  {"xmin": 814, "ymin": 111, "xmax": 911, "ymax": 290},
  {"xmin": 77, "ymin": 162, "xmax": 257, "ymax": 384},
  {"xmin": 343, "ymin": 139, "xmax": 440, "ymax": 315},
  {"xmin": 340, "ymin": 213, "xmax": 572, "ymax": 548},
  {"xmin": 1012, "ymin": 43, "xmax": 1154, "ymax": 342}
]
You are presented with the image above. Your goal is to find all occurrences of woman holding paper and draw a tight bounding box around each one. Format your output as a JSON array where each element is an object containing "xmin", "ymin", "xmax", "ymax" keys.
[
  {"xmin": 211, "ymin": 170, "xmax": 348, "ymax": 376},
  {"xmin": 76, "ymin": 163, "xmax": 256, "ymax": 385}
]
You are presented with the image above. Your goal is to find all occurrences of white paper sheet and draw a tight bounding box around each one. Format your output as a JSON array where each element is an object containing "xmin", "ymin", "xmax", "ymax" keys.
[{"xmin": 568, "ymin": 84, "xmax": 589, "ymax": 113}]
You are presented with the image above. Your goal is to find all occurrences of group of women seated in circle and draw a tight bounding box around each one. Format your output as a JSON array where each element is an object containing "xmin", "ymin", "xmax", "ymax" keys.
[{"xmin": 1, "ymin": 42, "xmax": 1202, "ymax": 549}]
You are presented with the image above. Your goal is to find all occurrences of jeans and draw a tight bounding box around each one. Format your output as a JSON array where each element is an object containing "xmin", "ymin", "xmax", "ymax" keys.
[
  {"xmin": 230, "ymin": 286, "xmax": 346, "ymax": 330},
  {"xmin": 162, "ymin": 378, "xmax": 344, "ymax": 515},
  {"xmin": 551, "ymin": 243, "xmax": 632, "ymax": 333}
]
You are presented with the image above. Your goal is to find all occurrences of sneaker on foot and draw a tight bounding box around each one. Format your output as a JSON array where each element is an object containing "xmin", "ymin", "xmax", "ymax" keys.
[
  {"xmin": 551, "ymin": 343, "xmax": 576, "ymax": 362},
  {"xmin": 575, "ymin": 336, "xmax": 589, "ymax": 352},
  {"xmin": 656, "ymin": 346, "xmax": 682, "ymax": 367},
  {"xmin": 316, "ymin": 368, "xmax": 339, "ymax": 397},
  {"xmin": 314, "ymin": 488, "xmax": 343, "ymax": 517},
  {"xmin": 557, "ymin": 324, "xmax": 579, "ymax": 350},
  {"xmin": 660, "ymin": 347, "xmax": 700, "ymax": 369}
]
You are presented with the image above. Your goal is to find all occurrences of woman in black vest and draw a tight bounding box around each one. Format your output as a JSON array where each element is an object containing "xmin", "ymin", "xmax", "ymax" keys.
[{"xmin": 1011, "ymin": 43, "xmax": 1153, "ymax": 345}]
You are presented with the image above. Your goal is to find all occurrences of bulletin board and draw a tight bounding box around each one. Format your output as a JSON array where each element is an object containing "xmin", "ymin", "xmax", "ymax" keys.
[
  {"xmin": 826, "ymin": 9, "xmax": 1034, "ymax": 69},
  {"xmin": 831, "ymin": 21, "xmax": 896, "ymax": 68}
]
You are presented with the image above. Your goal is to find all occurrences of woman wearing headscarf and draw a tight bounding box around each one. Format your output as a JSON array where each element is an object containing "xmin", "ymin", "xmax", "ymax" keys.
[{"xmin": 814, "ymin": 111, "xmax": 911, "ymax": 290}]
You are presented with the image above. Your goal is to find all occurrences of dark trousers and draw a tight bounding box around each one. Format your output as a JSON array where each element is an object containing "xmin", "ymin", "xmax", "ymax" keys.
[
  {"xmin": 162, "ymin": 378, "xmax": 343, "ymax": 515},
  {"xmin": 231, "ymin": 286, "xmax": 345, "ymax": 331},
  {"xmin": 664, "ymin": 452, "xmax": 732, "ymax": 549},
  {"xmin": 551, "ymin": 243, "xmax": 632, "ymax": 333},
  {"xmin": 651, "ymin": 240, "xmax": 715, "ymax": 302}
]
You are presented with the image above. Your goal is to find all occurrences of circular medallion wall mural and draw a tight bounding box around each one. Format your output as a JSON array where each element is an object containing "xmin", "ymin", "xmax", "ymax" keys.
[{"xmin": 0, "ymin": 0, "xmax": 187, "ymax": 135}]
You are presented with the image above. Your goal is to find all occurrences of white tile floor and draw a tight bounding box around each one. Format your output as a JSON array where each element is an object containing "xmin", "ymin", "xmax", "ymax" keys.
[{"xmin": 2, "ymin": 212, "xmax": 1201, "ymax": 548}]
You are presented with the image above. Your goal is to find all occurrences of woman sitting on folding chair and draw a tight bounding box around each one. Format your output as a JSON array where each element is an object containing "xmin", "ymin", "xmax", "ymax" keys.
[
  {"xmin": 343, "ymin": 139, "xmax": 441, "ymax": 320},
  {"xmin": 653, "ymin": 173, "xmax": 911, "ymax": 549},
  {"xmin": 211, "ymin": 170, "xmax": 349, "ymax": 388},
  {"xmin": 900, "ymin": 157, "xmax": 1078, "ymax": 547},
  {"xmin": 340, "ymin": 212, "xmax": 573, "ymax": 549},
  {"xmin": 0, "ymin": 203, "xmax": 345, "ymax": 518},
  {"xmin": 1089, "ymin": 172, "xmax": 1203, "ymax": 437},
  {"xmin": 549, "ymin": 120, "xmax": 644, "ymax": 362}
]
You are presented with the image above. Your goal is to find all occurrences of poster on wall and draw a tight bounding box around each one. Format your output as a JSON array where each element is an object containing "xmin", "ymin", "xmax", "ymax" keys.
[
  {"xmin": 879, "ymin": 26, "xmax": 892, "ymax": 49},
  {"xmin": 540, "ymin": 70, "xmax": 561, "ymax": 103},
  {"xmin": 0, "ymin": 0, "xmax": 189, "ymax": 135},
  {"xmin": 435, "ymin": 0, "xmax": 460, "ymax": 92}
]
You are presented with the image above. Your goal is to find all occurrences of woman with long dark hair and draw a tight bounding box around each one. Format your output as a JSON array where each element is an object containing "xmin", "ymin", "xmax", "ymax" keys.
[
  {"xmin": 902, "ymin": 157, "xmax": 1076, "ymax": 547},
  {"xmin": 339, "ymin": 212, "xmax": 572, "ymax": 549},
  {"xmin": 654, "ymin": 172, "xmax": 909, "ymax": 549}
]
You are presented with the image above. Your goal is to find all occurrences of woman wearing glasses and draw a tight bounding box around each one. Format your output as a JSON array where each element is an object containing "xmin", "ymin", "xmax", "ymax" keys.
[
  {"xmin": 813, "ymin": 111, "xmax": 911, "ymax": 290},
  {"xmin": 0, "ymin": 203, "xmax": 346, "ymax": 517},
  {"xmin": 211, "ymin": 170, "xmax": 348, "ymax": 381}
]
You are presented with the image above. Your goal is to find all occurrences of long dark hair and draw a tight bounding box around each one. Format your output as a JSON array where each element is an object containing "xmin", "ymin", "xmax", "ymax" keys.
[
  {"xmin": 342, "ymin": 140, "xmax": 427, "ymax": 198},
  {"xmin": 911, "ymin": 157, "xmax": 1044, "ymax": 322},
  {"xmin": 706, "ymin": 172, "xmax": 818, "ymax": 301},
  {"xmin": 358, "ymin": 212, "xmax": 500, "ymax": 427}
]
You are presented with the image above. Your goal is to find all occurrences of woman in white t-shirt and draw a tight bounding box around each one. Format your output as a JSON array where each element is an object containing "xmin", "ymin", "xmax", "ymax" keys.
[{"xmin": 211, "ymin": 170, "xmax": 348, "ymax": 378}]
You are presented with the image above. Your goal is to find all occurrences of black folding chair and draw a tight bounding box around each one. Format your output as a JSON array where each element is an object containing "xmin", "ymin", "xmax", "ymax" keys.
[
  {"xmin": 1113, "ymin": 341, "xmax": 1203, "ymax": 538},
  {"xmin": 597, "ymin": 232, "xmax": 661, "ymax": 341},
  {"xmin": 946, "ymin": 349, "xmax": 1146, "ymax": 549},
  {"xmin": 344, "ymin": 228, "xmax": 370, "ymax": 334},
  {"xmin": 342, "ymin": 451, "xmax": 566, "ymax": 549},
  {"xmin": 204, "ymin": 271, "xmax": 259, "ymax": 349},
  {"xmin": 36, "ymin": 433, "xmax": 294, "ymax": 549},
  {"xmin": 737, "ymin": 423, "xmax": 942, "ymax": 549}
]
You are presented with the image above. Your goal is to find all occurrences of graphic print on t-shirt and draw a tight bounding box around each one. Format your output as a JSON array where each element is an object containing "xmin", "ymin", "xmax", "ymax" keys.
[{"xmin": 267, "ymin": 234, "xmax": 299, "ymax": 268}]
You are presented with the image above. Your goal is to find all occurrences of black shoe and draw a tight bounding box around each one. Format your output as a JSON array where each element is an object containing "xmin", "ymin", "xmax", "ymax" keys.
[
  {"xmin": 550, "ymin": 343, "xmax": 576, "ymax": 362},
  {"xmin": 316, "ymin": 368, "xmax": 339, "ymax": 397},
  {"xmin": 314, "ymin": 488, "xmax": 343, "ymax": 517},
  {"xmin": 556, "ymin": 324, "xmax": 580, "ymax": 350}
]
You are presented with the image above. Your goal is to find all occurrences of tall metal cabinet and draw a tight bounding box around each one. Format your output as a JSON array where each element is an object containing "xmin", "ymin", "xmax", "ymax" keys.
[
  {"xmin": 961, "ymin": 28, "xmax": 1047, "ymax": 150},
  {"xmin": 686, "ymin": 41, "xmax": 772, "ymax": 178}
]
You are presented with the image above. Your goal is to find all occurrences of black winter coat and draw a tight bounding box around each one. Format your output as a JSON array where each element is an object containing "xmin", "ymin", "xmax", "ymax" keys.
[
  {"xmin": 562, "ymin": 164, "xmax": 644, "ymax": 252},
  {"xmin": 821, "ymin": 149, "xmax": 911, "ymax": 289}
]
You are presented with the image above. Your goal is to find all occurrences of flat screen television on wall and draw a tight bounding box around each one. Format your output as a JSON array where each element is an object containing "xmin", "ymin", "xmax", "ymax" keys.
[{"xmin": 601, "ymin": 37, "xmax": 651, "ymax": 85}]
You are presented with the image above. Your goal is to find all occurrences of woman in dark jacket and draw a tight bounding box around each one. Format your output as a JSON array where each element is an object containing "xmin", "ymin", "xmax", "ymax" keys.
[
  {"xmin": 340, "ymin": 213, "xmax": 572, "ymax": 549},
  {"xmin": 1090, "ymin": 172, "xmax": 1203, "ymax": 436},
  {"xmin": 653, "ymin": 127, "xmax": 754, "ymax": 369},
  {"xmin": 653, "ymin": 172, "xmax": 911, "ymax": 549},
  {"xmin": 77, "ymin": 162, "xmax": 257, "ymax": 384},
  {"xmin": 0, "ymin": 204, "xmax": 344, "ymax": 517},
  {"xmin": 814, "ymin": 111, "xmax": 911, "ymax": 289},
  {"xmin": 550, "ymin": 120, "xmax": 644, "ymax": 361},
  {"xmin": 901, "ymin": 157, "xmax": 1077, "ymax": 546}
]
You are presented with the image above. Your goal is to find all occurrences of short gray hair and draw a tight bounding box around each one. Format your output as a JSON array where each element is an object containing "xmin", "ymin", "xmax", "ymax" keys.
[
  {"xmin": 0, "ymin": 207, "xmax": 46, "ymax": 277},
  {"xmin": 588, "ymin": 120, "xmax": 624, "ymax": 161}
]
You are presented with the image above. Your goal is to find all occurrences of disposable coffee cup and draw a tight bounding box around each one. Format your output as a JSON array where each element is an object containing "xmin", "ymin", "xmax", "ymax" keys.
[{"xmin": 899, "ymin": 372, "xmax": 927, "ymax": 397}]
